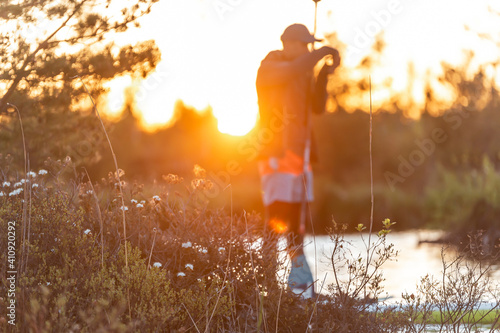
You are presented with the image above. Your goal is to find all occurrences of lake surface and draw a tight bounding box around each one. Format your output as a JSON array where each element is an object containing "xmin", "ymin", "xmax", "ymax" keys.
[{"xmin": 299, "ymin": 230, "xmax": 500, "ymax": 303}]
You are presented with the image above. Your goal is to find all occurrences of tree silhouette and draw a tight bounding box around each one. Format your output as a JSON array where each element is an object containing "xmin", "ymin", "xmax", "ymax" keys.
[{"xmin": 0, "ymin": 0, "xmax": 161, "ymax": 168}]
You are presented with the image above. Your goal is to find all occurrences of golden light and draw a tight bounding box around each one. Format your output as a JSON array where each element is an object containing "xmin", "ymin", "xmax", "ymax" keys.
[
  {"xmin": 214, "ymin": 103, "xmax": 258, "ymax": 136},
  {"xmin": 209, "ymin": 83, "xmax": 259, "ymax": 136},
  {"xmin": 103, "ymin": 75, "xmax": 132, "ymax": 120},
  {"xmin": 133, "ymin": 72, "xmax": 178, "ymax": 132},
  {"xmin": 270, "ymin": 218, "xmax": 288, "ymax": 234},
  {"xmin": 100, "ymin": 0, "xmax": 499, "ymax": 135},
  {"xmin": 101, "ymin": 0, "xmax": 314, "ymax": 136}
]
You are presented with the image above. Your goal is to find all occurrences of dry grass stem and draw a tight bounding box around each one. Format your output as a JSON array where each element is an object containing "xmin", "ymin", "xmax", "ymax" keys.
[
  {"xmin": 306, "ymin": 273, "xmax": 328, "ymax": 332},
  {"xmin": 365, "ymin": 76, "xmax": 375, "ymax": 290},
  {"xmin": 75, "ymin": 75, "xmax": 131, "ymax": 319},
  {"xmin": 83, "ymin": 168, "xmax": 105, "ymax": 269},
  {"xmin": 147, "ymin": 228, "xmax": 158, "ymax": 269},
  {"xmin": 74, "ymin": 75, "xmax": 128, "ymax": 268},
  {"xmin": 205, "ymin": 184, "xmax": 234, "ymax": 332},
  {"xmin": 182, "ymin": 303, "xmax": 202, "ymax": 333},
  {"xmin": 7, "ymin": 103, "xmax": 28, "ymax": 274}
]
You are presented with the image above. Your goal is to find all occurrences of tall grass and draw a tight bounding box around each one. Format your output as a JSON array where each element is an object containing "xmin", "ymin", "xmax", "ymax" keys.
[
  {"xmin": 75, "ymin": 76, "xmax": 129, "ymax": 269},
  {"xmin": 76, "ymin": 75, "xmax": 133, "ymax": 319},
  {"xmin": 2, "ymin": 156, "xmax": 500, "ymax": 331},
  {"xmin": 1, "ymin": 78, "xmax": 500, "ymax": 332}
]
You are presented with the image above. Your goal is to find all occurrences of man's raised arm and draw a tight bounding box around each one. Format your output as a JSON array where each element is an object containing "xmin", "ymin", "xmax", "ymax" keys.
[{"xmin": 256, "ymin": 46, "xmax": 337, "ymax": 87}]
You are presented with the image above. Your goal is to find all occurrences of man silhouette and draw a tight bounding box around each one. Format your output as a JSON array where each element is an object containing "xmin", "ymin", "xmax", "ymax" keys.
[{"xmin": 256, "ymin": 23, "xmax": 340, "ymax": 298}]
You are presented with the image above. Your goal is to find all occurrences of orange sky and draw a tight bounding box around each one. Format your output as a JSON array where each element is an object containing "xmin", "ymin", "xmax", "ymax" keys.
[{"xmin": 104, "ymin": 0, "xmax": 500, "ymax": 135}]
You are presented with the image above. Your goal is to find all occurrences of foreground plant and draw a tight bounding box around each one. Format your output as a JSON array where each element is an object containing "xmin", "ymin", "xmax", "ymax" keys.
[
  {"xmin": 0, "ymin": 164, "xmax": 320, "ymax": 331},
  {"xmin": 2, "ymin": 160, "xmax": 500, "ymax": 332},
  {"xmin": 313, "ymin": 219, "xmax": 406, "ymax": 332},
  {"xmin": 399, "ymin": 235, "xmax": 500, "ymax": 333}
]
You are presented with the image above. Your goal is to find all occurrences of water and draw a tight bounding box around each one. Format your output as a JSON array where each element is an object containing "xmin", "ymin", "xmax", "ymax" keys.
[
  {"xmin": 273, "ymin": 230, "xmax": 500, "ymax": 331},
  {"xmin": 301, "ymin": 230, "xmax": 500, "ymax": 302}
]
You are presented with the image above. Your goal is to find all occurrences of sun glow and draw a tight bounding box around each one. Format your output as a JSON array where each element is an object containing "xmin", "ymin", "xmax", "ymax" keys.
[
  {"xmin": 270, "ymin": 218, "xmax": 288, "ymax": 234},
  {"xmin": 102, "ymin": 0, "xmax": 315, "ymax": 136},
  {"xmin": 103, "ymin": 75, "xmax": 132, "ymax": 120},
  {"xmin": 102, "ymin": 0, "xmax": 499, "ymax": 136}
]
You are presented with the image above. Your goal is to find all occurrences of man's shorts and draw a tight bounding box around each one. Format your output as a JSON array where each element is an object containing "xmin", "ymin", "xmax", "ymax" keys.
[{"xmin": 258, "ymin": 149, "xmax": 314, "ymax": 206}]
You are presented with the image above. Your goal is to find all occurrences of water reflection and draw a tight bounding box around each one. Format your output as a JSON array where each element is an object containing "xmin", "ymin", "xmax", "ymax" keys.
[{"xmin": 302, "ymin": 230, "xmax": 493, "ymax": 302}]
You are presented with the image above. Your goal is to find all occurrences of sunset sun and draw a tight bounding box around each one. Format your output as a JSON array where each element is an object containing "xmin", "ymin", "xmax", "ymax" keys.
[
  {"xmin": 3, "ymin": 0, "xmax": 500, "ymax": 329},
  {"xmin": 103, "ymin": 0, "xmax": 499, "ymax": 135}
]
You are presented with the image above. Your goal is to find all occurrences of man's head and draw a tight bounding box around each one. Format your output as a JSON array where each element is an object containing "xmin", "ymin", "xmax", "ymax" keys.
[{"xmin": 280, "ymin": 24, "xmax": 321, "ymax": 59}]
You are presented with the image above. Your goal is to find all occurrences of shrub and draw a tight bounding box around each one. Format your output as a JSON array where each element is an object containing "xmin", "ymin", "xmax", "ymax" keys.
[
  {"xmin": 424, "ymin": 156, "xmax": 500, "ymax": 251},
  {"xmin": 2, "ymin": 162, "xmax": 499, "ymax": 332},
  {"xmin": 0, "ymin": 164, "xmax": 320, "ymax": 331}
]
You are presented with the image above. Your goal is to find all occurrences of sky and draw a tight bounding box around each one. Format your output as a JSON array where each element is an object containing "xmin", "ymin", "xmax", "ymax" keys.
[{"xmin": 105, "ymin": 0, "xmax": 500, "ymax": 135}]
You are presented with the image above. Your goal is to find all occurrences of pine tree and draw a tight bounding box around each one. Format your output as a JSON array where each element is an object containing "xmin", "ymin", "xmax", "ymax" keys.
[{"xmin": 0, "ymin": 0, "xmax": 161, "ymax": 169}]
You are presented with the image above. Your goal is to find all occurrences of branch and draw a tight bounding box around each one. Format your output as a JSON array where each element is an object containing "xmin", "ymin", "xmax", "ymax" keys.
[
  {"xmin": 0, "ymin": 0, "xmax": 87, "ymax": 111},
  {"xmin": 46, "ymin": 2, "xmax": 155, "ymax": 47}
]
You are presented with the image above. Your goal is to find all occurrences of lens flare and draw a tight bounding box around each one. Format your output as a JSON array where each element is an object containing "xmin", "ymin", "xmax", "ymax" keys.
[{"xmin": 269, "ymin": 218, "xmax": 288, "ymax": 234}]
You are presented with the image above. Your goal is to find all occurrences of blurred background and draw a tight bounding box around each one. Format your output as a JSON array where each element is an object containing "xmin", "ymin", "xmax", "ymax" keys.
[{"xmin": 1, "ymin": 0, "xmax": 500, "ymax": 235}]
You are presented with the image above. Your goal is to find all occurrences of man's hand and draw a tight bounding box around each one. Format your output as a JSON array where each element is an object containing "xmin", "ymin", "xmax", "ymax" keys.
[
  {"xmin": 329, "ymin": 48, "xmax": 341, "ymax": 69},
  {"xmin": 319, "ymin": 46, "xmax": 341, "ymax": 74}
]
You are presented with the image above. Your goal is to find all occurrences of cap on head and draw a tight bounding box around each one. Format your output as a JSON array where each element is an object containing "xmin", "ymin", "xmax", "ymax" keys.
[{"xmin": 280, "ymin": 24, "xmax": 322, "ymax": 44}]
